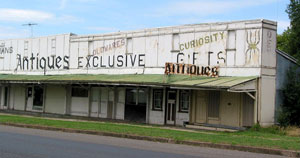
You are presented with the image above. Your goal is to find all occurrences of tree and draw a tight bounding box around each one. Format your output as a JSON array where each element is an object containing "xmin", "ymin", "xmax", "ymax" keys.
[
  {"xmin": 278, "ymin": 0, "xmax": 300, "ymax": 60},
  {"xmin": 277, "ymin": 28, "xmax": 291, "ymax": 54},
  {"xmin": 278, "ymin": 68, "xmax": 300, "ymax": 127}
]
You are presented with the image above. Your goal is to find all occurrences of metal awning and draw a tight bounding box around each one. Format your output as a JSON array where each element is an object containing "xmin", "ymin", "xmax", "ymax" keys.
[{"xmin": 0, "ymin": 74, "xmax": 257, "ymax": 90}]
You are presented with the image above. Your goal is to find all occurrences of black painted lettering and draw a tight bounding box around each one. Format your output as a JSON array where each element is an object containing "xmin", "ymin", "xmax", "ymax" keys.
[
  {"xmin": 86, "ymin": 56, "xmax": 92, "ymax": 68},
  {"xmin": 40, "ymin": 57, "xmax": 46, "ymax": 69},
  {"xmin": 78, "ymin": 57, "xmax": 83, "ymax": 68},
  {"xmin": 208, "ymin": 51, "xmax": 213, "ymax": 65},
  {"xmin": 100, "ymin": 56, "xmax": 106, "ymax": 67},
  {"xmin": 130, "ymin": 54, "xmax": 136, "ymax": 67},
  {"xmin": 192, "ymin": 52, "xmax": 198, "ymax": 64},
  {"xmin": 36, "ymin": 54, "xmax": 39, "ymax": 70},
  {"xmin": 63, "ymin": 56, "xmax": 69, "ymax": 69},
  {"xmin": 108, "ymin": 55, "xmax": 114, "ymax": 67},
  {"xmin": 138, "ymin": 54, "xmax": 145, "ymax": 66},
  {"xmin": 47, "ymin": 56, "xmax": 55, "ymax": 69},
  {"xmin": 177, "ymin": 53, "xmax": 184, "ymax": 63},
  {"xmin": 217, "ymin": 51, "xmax": 226, "ymax": 64},
  {"xmin": 92, "ymin": 56, "xmax": 99, "ymax": 67},
  {"xmin": 30, "ymin": 53, "xmax": 35, "ymax": 70},
  {"xmin": 16, "ymin": 54, "xmax": 22, "ymax": 70},
  {"xmin": 23, "ymin": 57, "xmax": 29, "ymax": 70},
  {"xmin": 117, "ymin": 55, "xmax": 123, "ymax": 67}
]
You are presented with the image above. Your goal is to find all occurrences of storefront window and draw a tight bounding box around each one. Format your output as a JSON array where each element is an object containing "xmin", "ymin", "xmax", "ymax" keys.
[
  {"xmin": 179, "ymin": 90, "xmax": 190, "ymax": 112},
  {"xmin": 138, "ymin": 89, "xmax": 147, "ymax": 106},
  {"xmin": 126, "ymin": 89, "xmax": 137, "ymax": 105},
  {"xmin": 126, "ymin": 88, "xmax": 147, "ymax": 106},
  {"xmin": 153, "ymin": 89, "xmax": 163, "ymax": 110},
  {"xmin": 72, "ymin": 87, "xmax": 88, "ymax": 97}
]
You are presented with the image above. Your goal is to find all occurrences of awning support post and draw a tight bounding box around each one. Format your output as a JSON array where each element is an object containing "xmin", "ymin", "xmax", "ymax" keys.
[{"xmin": 246, "ymin": 92, "xmax": 255, "ymax": 100}]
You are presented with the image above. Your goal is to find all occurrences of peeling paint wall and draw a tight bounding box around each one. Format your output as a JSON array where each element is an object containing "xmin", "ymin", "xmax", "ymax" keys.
[
  {"xmin": 259, "ymin": 25, "xmax": 277, "ymax": 126},
  {"xmin": 45, "ymin": 85, "xmax": 66, "ymax": 114},
  {"xmin": 12, "ymin": 85, "xmax": 26, "ymax": 111},
  {"xmin": 71, "ymin": 95, "xmax": 89, "ymax": 116}
]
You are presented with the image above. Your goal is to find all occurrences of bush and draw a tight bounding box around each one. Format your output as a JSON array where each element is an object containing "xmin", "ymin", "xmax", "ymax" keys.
[
  {"xmin": 250, "ymin": 124, "xmax": 285, "ymax": 135},
  {"xmin": 250, "ymin": 123, "xmax": 261, "ymax": 131}
]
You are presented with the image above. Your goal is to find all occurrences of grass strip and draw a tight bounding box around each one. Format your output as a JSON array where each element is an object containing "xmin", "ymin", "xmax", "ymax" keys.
[{"xmin": 0, "ymin": 114, "xmax": 299, "ymax": 151}]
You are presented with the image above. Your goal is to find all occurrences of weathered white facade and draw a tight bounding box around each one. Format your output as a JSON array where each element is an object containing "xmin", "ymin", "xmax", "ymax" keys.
[{"xmin": 0, "ymin": 19, "xmax": 280, "ymax": 128}]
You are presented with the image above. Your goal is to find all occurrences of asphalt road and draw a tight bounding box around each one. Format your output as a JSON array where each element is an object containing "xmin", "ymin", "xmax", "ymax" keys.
[{"xmin": 0, "ymin": 125, "xmax": 285, "ymax": 158}]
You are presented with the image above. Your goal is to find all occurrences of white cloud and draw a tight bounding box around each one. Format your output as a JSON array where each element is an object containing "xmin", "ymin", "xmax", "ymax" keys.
[
  {"xmin": 58, "ymin": 0, "xmax": 98, "ymax": 9},
  {"xmin": 86, "ymin": 26, "xmax": 118, "ymax": 32},
  {"xmin": 56, "ymin": 15, "xmax": 82, "ymax": 23},
  {"xmin": 152, "ymin": 0, "xmax": 278, "ymax": 17},
  {"xmin": 0, "ymin": 9, "xmax": 54, "ymax": 22},
  {"xmin": 0, "ymin": 8, "xmax": 80, "ymax": 24},
  {"xmin": 59, "ymin": 0, "xmax": 68, "ymax": 10},
  {"xmin": 0, "ymin": 26, "xmax": 29, "ymax": 40},
  {"xmin": 277, "ymin": 20, "xmax": 290, "ymax": 34}
]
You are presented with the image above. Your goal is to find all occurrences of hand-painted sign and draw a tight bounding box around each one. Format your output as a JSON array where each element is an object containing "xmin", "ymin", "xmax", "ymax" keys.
[
  {"xmin": 16, "ymin": 53, "xmax": 69, "ymax": 70},
  {"xmin": 179, "ymin": 32, "xmax": 225, "ymax": 51},
  {"xmin": 15, "ymin": 53, "xmax": 146, "ymax": 70},
  {"xmin": 0, "ymin": 43, "xmax": 13, "ymax": 55},
  {"xmin": 92, "ymin": 39, "xmax": 125, "ymax": 55},
  {"xmin": 165, "ymin": 62, "xmax": 219, "ymax": 77}
]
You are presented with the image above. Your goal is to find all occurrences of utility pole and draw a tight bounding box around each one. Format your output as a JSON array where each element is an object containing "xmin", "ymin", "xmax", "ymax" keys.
[{"xmin": 22, "ymin": 23, "xmax": 38, "ymax": 38}]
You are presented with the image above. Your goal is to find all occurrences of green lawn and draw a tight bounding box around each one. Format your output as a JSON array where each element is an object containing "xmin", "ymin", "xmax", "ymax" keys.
[{"xmin": 0, "ymin": 114, "xmax": 299, "ymax": 151}]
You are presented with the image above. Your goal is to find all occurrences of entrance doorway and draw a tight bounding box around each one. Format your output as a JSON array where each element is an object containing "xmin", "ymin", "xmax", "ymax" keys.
[
  {"xmin": 125, "ymin": 88, "xmax": 146, "ymax": 123},
  {"xmin": 33, "ymin": 86, "xmax": 44, "ymax": 110},
  {"xmin": 166, "ymin": 90, "xmax": 176, "ymax": 125},
  {"xmin": 3, "ymin": 87, "xmax": 9, "ymax": 109},
  {"xmin": 26, "ymin": 85, "xmax": 44, "ymax": 111}
]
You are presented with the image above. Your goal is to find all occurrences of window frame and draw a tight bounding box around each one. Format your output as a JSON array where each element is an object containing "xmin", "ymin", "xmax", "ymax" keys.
[
  {"xmin": 179, "ymin": 90, "xmax": 190, "ymax": 113},
  {"xmin": 152, "ymin": 89, "xmax": 163, "ymax": 111}
]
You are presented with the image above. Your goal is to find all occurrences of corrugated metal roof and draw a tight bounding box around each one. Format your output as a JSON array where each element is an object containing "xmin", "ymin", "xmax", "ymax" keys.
[{"xmin": 0, "ymin": 74, "xmax": 257, "ymax": 89}]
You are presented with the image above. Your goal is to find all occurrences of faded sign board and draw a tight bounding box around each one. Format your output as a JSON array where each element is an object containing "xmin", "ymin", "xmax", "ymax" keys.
[{"xmin": 0, "ymin": 19, "xmax": 277, "ymax": 77}]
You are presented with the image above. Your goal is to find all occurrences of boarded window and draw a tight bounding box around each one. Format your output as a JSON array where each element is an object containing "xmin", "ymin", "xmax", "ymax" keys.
[
  {"xmin": 208, "ymin": 91, "xmax": 220, "ymax": 118},
  {"xmin": 51, "ymin": 39, "xmax": 56, "ymax": 55},
  {"xmin": 24, "ymin": 41, "xmax": 29, "ymax": 56},
  {"xmin": 126, "ymin": 38, "xmax": 132, "ymax": 54},
  {"xmin": 172, "ymin": 33, "xmax": 179, "ymax": 51},
  {"xmin": 72, "ymin": 87, "xmax": 88, "ymax": 97},
  {"xmin": 153, "ymin": 89, "xmax": 163, "ymax": 110}
]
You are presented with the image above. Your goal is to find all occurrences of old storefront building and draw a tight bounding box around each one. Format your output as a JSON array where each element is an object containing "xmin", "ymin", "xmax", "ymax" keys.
[{"xmin": 0, "ymin": 19, "xmax": 287, "ymax": 128}]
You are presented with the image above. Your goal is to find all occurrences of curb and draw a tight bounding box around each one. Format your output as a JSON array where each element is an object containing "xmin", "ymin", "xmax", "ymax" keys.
[{"xmin": 1, "ymin": 123, "xmax": 299, "ymax": 157}]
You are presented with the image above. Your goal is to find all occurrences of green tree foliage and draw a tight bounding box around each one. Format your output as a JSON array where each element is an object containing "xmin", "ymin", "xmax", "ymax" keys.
[
  {"xmin": 277, "ymin": 0, "xmax": 300, "ymax": 60},
  {"xmin": 277, "ymin": 29, "xmax": 291, "ymax": 54},
  {"xmin": 278, "ymin": 68, "xmax": 300, "ymax": 127}
]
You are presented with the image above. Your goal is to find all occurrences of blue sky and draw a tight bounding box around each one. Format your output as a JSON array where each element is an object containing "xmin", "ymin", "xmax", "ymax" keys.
[{"xmin": 0, "ymin": 0, "xmax": 290, "ymax": 39}]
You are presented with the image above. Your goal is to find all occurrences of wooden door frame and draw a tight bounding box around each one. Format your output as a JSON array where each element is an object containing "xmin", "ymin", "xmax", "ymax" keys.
[{"xmin": 165, "ymin": 89, "xmax": 177, "ymax": 125}]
